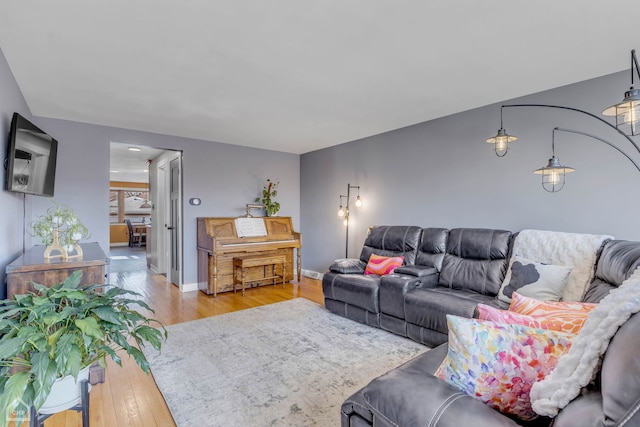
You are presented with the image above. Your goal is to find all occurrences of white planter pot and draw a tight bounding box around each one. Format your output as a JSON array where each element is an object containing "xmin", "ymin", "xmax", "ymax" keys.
[{"xmin": 39, "ymin": 366, "xmax": 91, "ymax": 415}]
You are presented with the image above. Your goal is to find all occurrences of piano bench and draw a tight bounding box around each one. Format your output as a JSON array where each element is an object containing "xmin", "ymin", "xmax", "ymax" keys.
[{"xmin": 232, "ymin": 254, "xmax": 287, "ymax": 296}]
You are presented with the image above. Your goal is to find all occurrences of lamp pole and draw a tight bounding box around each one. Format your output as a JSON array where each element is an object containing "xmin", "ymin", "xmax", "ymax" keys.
[
  {"xmin": 552, "ymin": 127, "xmax": 640, "ymax": 172},
  {"xmin": 339, "ymin": 183, "xmax": 361, "ymax": 258},
  {"xmin": 502, "ymin": 103, "xmax": 640, "ymax": 155}
]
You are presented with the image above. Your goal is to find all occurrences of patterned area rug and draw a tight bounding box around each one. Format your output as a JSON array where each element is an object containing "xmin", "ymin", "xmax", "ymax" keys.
[{"xmin": 142, "ymin": 298, "xmax": 428, "ymax": 426}]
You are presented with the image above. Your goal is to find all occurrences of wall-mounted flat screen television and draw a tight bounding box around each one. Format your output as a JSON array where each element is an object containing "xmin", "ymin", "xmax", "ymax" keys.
[{"xmin": 4, "ymin": 113, "xmax": 58, "ymax": 197}]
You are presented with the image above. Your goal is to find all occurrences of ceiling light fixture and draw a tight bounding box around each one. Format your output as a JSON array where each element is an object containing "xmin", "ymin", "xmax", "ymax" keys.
[{"xmin": 128, "ymin": 147, "xmax": 141, "ymax": 152}]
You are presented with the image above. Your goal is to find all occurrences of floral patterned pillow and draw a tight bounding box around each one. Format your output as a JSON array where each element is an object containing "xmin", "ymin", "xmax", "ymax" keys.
[
  {"xmin": 477, "ymin": 303, "xmax": 590, "ymax": 335},
  {"xmin": 435, "ymin": 315, "xmax": 574, "ymax": 420}
]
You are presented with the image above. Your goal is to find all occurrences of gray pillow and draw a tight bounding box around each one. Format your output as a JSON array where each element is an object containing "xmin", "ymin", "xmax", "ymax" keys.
[{"xmin": 498, "ymin": 256, "xmax": 573, "ymax": 303}]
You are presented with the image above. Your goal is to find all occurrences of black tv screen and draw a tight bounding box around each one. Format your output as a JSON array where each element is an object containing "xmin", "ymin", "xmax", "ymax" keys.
[{"xmin": 5, "ymin": 113, "xmax": 58, "ymax": 197}]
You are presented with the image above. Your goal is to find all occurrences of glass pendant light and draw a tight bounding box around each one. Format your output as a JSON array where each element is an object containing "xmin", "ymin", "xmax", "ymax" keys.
[
  {"xmin": 533, "ymin": 128, "xmax": 575, "ymax": 192},
  {"xmin": 602, "ymin": 49, "xmax": 640, "ymax": 136},
  {"xmin": 486, "ymin": 107, "xmax": 518, "ymax": 157}
]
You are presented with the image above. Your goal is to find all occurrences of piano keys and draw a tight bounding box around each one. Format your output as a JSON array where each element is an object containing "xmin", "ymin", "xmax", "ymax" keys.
[{"xmin": 196, "ymin": 216, "xmax": 302, "ymax": 296}]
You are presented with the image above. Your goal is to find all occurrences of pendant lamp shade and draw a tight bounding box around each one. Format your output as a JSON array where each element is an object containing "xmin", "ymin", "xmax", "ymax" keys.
[
  {"xmin": 533, "ymin": 157, "xmax": 575, "ymax": 193},
  {"xmin": 486, "ymin": 128, "xmax": 518, "ymax": 157},
  {"xmin": 602, "ymin": 87, "xmax": 640, "ymax": 136},
  {"xmin": 602, "ymin": 49, "xmax": 640, "ymax": 136}
]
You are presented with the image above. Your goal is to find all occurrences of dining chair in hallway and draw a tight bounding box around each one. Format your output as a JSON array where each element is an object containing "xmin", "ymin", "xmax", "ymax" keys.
[{"xmin": 125, "ymin": 219, "xmax": 144, "ymax": 247}]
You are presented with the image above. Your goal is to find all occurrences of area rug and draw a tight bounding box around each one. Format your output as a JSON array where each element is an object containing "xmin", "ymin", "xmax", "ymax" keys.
[{"xmin": 141, "ymin": 298, "xmax": 428, "ymax": 426}]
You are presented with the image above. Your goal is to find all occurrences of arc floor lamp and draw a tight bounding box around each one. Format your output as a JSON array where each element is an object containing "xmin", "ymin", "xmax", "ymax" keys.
[
  {"xmin": 486, "ymin": 49, "xmax": 640, "ymax": 192},
  {"xmin": 337, "ymin": 183, "xmax": 362, "ymax": 258}
]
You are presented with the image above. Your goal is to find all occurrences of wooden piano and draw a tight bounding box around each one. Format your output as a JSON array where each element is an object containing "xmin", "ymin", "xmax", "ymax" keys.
[{"xmin": 197, "ymin": 216, "xmax": 301, "ymax": 296}]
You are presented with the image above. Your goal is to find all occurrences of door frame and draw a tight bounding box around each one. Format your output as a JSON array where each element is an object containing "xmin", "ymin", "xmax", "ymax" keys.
[{"xmin": 154, "ymin": 150, "xmax": 183, "ymax": 288}]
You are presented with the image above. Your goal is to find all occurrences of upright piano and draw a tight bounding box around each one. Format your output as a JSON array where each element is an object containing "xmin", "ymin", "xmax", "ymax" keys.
[{"xmin": 196, "ymin": 216, "xmax": 302, "ymax": 296}]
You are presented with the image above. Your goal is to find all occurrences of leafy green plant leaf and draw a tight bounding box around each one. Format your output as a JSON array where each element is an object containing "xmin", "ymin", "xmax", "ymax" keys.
[
  {"xmin": 75, "ymin": 317, "xmax": 103, "ymax": 341},
  {"xmin": 0, "ymin": 337, "xmax": 27, "ymax": 361}
]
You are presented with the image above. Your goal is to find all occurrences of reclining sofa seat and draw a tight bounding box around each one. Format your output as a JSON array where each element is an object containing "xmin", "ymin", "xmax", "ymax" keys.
[
  {"xmin": 403, "ymin": 228, "xmax": 512, "ymax": 346},
  {"xmin": 378, "ymin": 227, "xmax": 449, "ymax": 337},
  {"xmin": 322, "ymin": 225, "xmax": 423, "ymax": 327},
  {"xmin": 341, "ymin": 238, "xmax": 640, "ymax": 427}
]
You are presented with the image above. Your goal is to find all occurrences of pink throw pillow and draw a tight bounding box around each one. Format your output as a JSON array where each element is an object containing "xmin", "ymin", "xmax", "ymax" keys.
[{"xmin": 364, "ymin": 254, "xmax": 404, "ymax": 275}]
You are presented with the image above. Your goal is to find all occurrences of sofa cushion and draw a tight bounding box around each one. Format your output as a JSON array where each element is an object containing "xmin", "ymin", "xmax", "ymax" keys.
[
  {"xmin": 379, "ymin": 272, "xmax": 426, "ymax": 319},
  {"xmin": 364, "ymin": 254, "xmax": 404, "ymax": 276},
  {"xmin": 584, "ymin": 240, "xmax": 640, "ymax": 303},
  {"xmin": 359, "ymin": 225, "xmax": 423, "ymax": 265},
  {"xmin": 550, "ymin": 391, "xmax": 603, "ymax": 427},
  {"xmin": 323, "ymin": 272, "xmax": 381, "ymax": 313},
  {"xmin": 497, "ymin": 256, "xmax": 573, "ymax": 304},
  {"xmin": 404, "ymin": 287, "xmax": 501, "ymax": 336},
  {"xmin": 435, "ymin": 315, "xmax": 573, "ymax": 421},
  {"xmin": 415, "ymin": 227, "xmax": 449, "ymax": 269},
  {"xmin": 438, "ymin": 228, "xmax": 512, "ymax": 295}
]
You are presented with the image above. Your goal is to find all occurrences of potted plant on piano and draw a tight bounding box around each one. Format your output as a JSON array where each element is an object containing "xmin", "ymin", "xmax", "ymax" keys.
[
  {"xmin": 255, "ymin": 178, "xmax": 280, "ymax": 216},
  {"xmin": 0, "ymin": 271, "xmax": 167, "ymax": 425}
]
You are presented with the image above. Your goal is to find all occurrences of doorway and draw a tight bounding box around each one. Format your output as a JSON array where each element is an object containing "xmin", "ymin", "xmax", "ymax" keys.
[{"xmin": 109, "ymin": 142, "xmax": 183, "ymax": 288}]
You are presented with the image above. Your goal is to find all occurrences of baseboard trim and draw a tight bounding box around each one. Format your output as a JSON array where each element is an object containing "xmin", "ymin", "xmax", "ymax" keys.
[
  {"xmin": 180, "ymin": 282, "xmax": 199, "ymax": 293},
  {"xmin": 301, "ymin": 269, "xmax": 324, "ymax": 280}
]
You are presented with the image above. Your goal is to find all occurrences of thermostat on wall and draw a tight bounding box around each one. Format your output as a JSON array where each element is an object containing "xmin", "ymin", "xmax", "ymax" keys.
[{"xmin": 189, "ymin": 198, "xmax": 201, "ymax": 206}]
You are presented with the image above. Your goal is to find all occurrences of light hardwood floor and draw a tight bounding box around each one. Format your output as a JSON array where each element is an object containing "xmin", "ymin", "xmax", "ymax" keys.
[{"xmin": 42, "ymin": 270, "xmax": 324, "ymax": 427}]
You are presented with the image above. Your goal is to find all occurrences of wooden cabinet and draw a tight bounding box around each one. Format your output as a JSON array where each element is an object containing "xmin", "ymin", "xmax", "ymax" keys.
[
  {"xmin": 109, "ymin": 223, "xmax": 129, "ymax": 245},
  {"xmin": 5, "ymin": 242, "xmax": 109, "ymax": 299}
]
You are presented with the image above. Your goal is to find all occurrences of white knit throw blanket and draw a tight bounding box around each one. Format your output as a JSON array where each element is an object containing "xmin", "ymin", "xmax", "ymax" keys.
[
  {"xmin": 511, "ymin": 229, "xmax": 613, "ymax": 302},
  {"xmin": 530, "ymin": 267, "xmax": 640, "ymax": 417}
]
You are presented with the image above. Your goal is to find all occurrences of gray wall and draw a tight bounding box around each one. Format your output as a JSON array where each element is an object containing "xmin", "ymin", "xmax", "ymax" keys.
[
  {"xmin": 300, "ymin": 71, "xmax": 640, "ymax": 273},
  {"xmin": 0, "ymin": 46, "xmax": 32, "ymax": 299}
]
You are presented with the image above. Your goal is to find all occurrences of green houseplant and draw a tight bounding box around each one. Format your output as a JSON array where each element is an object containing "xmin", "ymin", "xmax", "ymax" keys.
[
  {"xmin": 29, "ymin": 202, "xmax": 91, "ymax": 250},
  {"xmin": 0, "ymin": 271, "xmax": 166, "ymax": 425},
  {"xmin": 255, "ymin": 178, "xmax": 280, "ymax": 216}
]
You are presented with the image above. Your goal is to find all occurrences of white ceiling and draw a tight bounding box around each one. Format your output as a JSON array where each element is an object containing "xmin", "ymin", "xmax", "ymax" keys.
[
  {"xmin": 1, "ymin": 1, "xmax": 639, "ymax": 155},
  {"xmin": 109, "ymin": 142, "xmax": 165, "ymax": 183}
]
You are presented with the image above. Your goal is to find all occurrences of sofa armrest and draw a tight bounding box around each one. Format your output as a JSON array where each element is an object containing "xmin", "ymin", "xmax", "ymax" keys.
[
  {"xmin": 393, "ymin": 265, "xmax": 437, "ymax": 277},
  {"xmin": 393, "ymin": 266, "xmax": 439, "ymax": 289},
  {"xmin": 329, "ymin": 258, "xmax": 366, "ymax": 274},
  {"xmin": 361, "ymin": 372, "xmax": 522, "ymax": 427}
]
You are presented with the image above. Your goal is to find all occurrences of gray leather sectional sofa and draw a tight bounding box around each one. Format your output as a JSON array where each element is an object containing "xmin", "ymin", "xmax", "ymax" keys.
[
  {"xmin": 322, "ymin": 226, "xmax": 640, "ymax": 426},
  {"xmin": 323, "ymin": 226, "xmax": 513, "ymax": 347}
]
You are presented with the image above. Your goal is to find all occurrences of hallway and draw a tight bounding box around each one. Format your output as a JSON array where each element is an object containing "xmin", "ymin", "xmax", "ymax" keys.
[{"xmin": 109, "ymin": 245, "xmax": 147, "ymax": 274}]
